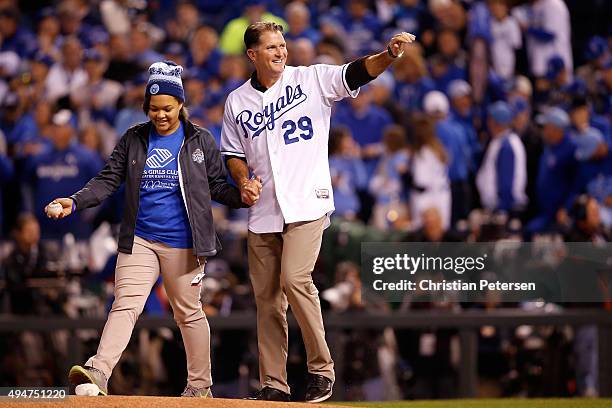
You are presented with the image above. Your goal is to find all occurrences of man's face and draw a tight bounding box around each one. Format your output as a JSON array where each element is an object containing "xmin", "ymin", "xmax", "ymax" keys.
[
  {"xmin": 16, "ymin": 219, "xmax": 40, "ymax": 249},
  {"xmin": 542, "ymin": 124, "xmax": 563, "ymax": 144},
  {"xmin": 249, "ymin": 30, "xmax": 287, "ymax": 77},
  {"xmin": 452, "ymin": 95, "xmax": 471, "ymax": 114},
  {"xmin": 570, "ymin": 106, "xmax": 589, "ymax": 130}
]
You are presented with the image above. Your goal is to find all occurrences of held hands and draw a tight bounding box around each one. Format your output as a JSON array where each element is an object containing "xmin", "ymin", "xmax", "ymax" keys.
[
  {"xmin": 44, "ymin": 198, "xmax": 74, "ymax": 219},
  {"xmin": 387, "ymin": 32, "xmax": 416, "ymax": 58},
  {"xmin": 240, "ymin": 176, "xmax": 262, "ymax": 206}
]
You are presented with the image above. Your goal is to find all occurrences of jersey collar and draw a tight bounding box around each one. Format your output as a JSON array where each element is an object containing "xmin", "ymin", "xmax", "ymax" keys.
[{"xmin": 250, "ymin": 71, "xmax": 268, "ymax": 93}]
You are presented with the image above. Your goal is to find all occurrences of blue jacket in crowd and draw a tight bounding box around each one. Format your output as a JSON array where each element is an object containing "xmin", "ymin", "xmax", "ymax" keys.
[
  {"xmin": 436, "ymin": 118, "xmax": 471, "ymax": 182},
  {"xmin": 536, "ymin": 135, "xmax": 577, "ymax": 218}
]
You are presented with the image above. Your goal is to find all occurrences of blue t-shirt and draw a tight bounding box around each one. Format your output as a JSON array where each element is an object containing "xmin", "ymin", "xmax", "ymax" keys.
[{"xmin": 135, "ymin": 123, "xmax": 193, "ymax": 248}]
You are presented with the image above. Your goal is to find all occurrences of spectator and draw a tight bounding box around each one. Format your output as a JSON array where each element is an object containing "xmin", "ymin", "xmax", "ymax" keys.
[
  {"xmin": 369, "ymin": 125, "xmax": 410, "ymax": 230},
  {"xmin": 284, "ymin": 1, "xmax": 320, "ymax": 46},
  {"xmin": 114, "ymin": 76, "xmax": 148, "ymax": 136},
  {"xmin": 576, "ymin": 36, "xmax": 610, "ymax": 97},
  {"xmin": 476, "ymin": 101, "xmax": 528, "ymax": 214},
  {"xmin": 333, "ymin": 85, "xmax": 393, "ymax": 177},
  {"xmin": 3, "ymin": 214, "xmax": 57, "ymax": 315},
  {"xmin": 24, "ymin": 53, "xmax": 55, "ymax": 106},
  {"xmin": 510, "ymin": 96, "xmax": 542, "ymax": 220},
  {"xmin": 287, "ymin": 38, "xmax": 317, "ymax": 67},
  {"xmin": 104, "ymin": 34, "xmax": 141, "ymax": 83},
  {"xmin": 0, "ymin": 8, "xmax": 37, "ymax": 58},
  {"xmin": 447, "ymin": 79, "xmax": 482, "ymax": 173},
  {"xmin": 428, "ymin": 0, "xmax": 466, "ymax": 33},
  {"xmin": 525, "ymin": 107, "xmax": 576, "ymax": 234},
  {"xmin": 430, "ymin": 29, "xmax": 467, "ymax": 92},
  {"xmin": 130, "ymin": 23, "xmax": 164, "ymax": 69},
  {"xmin": 45, "ymin": 36, "xmax": 88, "ymax": 104},
  {"xmin": 8, "ymin": 100, "xmax": 53, "ymax": 159},
  {"xmin": 393, "ymin": 46, "xmax": 436, "ymax": 112},
  {"xmin": 488, "ymin": 0, "xmax": 521, "ymax": 80},
  {"xmin": 329, "ymin": 127, "xmax": 368, "ymax": 221},
  {"xmin": 329, "ymin": 0, "xmax": 382, "ymax": 58},
  {"xmin": 540, "ymin": 54, "xmax": 584, "ymax": 109},
  {"xmin": 424, "ymin": 90, "xmax": 472, "ymax": 224},
  {"xmin": 407, "ymin": 115, "xmax": 451, "ymax": 230},
  {"xmin": 164, "ymin": 1, "xmax": 202, "ymax": 44},
  {"xmin": 219, "ymin": 0, "xmax": 287, "ymax": 55},
  {"xmin": 22, "ymin": 109, "xmax": 103, "ymax": 240},
  {"xmin": 383, "ymin": 0, "xmax": 427, "ymax": 41},
  {"xmin": 73, "ymin": 49, "xmax": 123, "ymax": 130},
  {"xmin": 187, "ymin": 25, "xmax": 223, "ymax": 80},
  {"xmin": 163, "ymin": 42, "xmax": 188, "ymax": 68},
  {"xmin": 35, "ymin": 9, "xmax": 62, "ymax": 60},
  {"xmin": 514, "ymin": 0, "xmax": 573, "ymax": 78}
]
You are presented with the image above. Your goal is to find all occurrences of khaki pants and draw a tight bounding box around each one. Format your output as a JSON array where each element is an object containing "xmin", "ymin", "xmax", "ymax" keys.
[
  {"xmin": 248, "ymin": 216, "xmax": 334, "ymax": 394},
  {"xmin": 86, "ymin": 236, "xmax": 211, "ymax": 388}
]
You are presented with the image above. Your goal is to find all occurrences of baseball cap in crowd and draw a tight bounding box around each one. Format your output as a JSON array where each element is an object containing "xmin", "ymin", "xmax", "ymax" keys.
[
  {"xmin": 573, "ymin": 127, "xmax": 605, "ymax": 161},
  {"xmin": 52, "ymin": 109, "xmax": 73, "ymax": 126},
  {"xmin": 32, "ymin": 52, "xmax": 54, "ymax": 68},
  {"xmin": 536, "ymin": 107, "xmax": 570, "ymax": 129},
  {"xmin": 545, "ymin": 55, "xmax": 565, "ymax": 80},
  {"xmin": 565, "ymin": 79, "xmax": 587, "ymax": 98},
  {"xmin": 423, "ymin": 91, "xmax": 449, "ymax": 115},
  {"xmin": 86, "ymin": 28, "xmax": 110, "ymax": 47},
  {"xmin": 0, "ymin": 51, "xmax": 20, "ymax": 77},
  {"xmin": 83, "ymin": 49, "xmax": 104, "ymax": 62},
  {"xmin": 584, "ymin": 36, "xmax": 608, "ymax": 61},
  {"xmin": 509, "ymin": 96, "xmax": 529, "ymax": 115},
  {"xmin": 487, "ymin": 101, "xmax": 513, "ymax": 125},
  {"xmin": 165, "ymin": 42, "xmax": 185, "ymax": 57},
  {"xmin": 447, "ymin": 79, "xmax": 471, "ymax": 99}
]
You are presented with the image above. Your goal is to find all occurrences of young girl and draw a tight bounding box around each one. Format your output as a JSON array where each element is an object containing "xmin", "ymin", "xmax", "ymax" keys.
[{"xmin": 45, "ymin": 61, "xmax": 261, "ymax": 397}]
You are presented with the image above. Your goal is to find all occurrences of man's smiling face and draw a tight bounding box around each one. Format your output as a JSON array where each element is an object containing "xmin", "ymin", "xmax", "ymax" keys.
[{"xmin": 249, "ymin": 30, "xmax": 288, "ymax": 78}]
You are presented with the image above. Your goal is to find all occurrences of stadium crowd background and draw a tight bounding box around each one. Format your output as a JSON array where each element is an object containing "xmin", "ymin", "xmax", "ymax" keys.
[{"xmin": 0, "ymin": 0, "xmax": 611, "ymax": 401}]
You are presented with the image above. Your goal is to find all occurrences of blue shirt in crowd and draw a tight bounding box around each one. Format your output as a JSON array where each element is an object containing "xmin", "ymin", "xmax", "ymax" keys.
[
  {"xmin": 329, "ymin": 155, "xmax": 368, "ymax": 217},
  {"xmin": 135, "ymin": 123, "xmax": 193, "ymax": 248},
  {"xmin": 24, "ymin": 143, "xmax": 103, "ymax": 240},
  {"xmin": 536, "ymin": 135, "xmax": 577, "ymax": 217},
  {"xmin": 395, "ymin": 77, "xmax": 436, "ymax": 112},
  {"xmin": 450, "ymin": 108, "xmax": 482, "ymax": 171},
  {"xmin": 436, "ymin": 118, "xmax": 471, "ymax": 182}
]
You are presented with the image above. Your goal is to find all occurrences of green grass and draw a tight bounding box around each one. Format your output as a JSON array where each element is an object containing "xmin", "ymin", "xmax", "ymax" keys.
[{"xmin": 328, "ymin": 399, "xmax": 612, "ymax": 408}]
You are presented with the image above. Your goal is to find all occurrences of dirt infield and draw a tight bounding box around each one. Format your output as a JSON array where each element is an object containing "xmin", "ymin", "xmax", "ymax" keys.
[{"xmin": 2, "ymin": 395, "xmax": 347, "ymax": 408}]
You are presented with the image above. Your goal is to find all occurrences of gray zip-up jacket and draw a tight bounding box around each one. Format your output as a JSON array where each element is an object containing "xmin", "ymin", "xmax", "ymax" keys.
[{"xmin": 71, "ymin": 120, "xmax": 244, "ymax": 257}]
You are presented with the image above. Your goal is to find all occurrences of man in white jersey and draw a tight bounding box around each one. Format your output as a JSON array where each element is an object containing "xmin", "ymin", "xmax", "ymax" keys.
[{"xmin": 221, "ymin": 22, "xmax": 415, "ymax": 402}]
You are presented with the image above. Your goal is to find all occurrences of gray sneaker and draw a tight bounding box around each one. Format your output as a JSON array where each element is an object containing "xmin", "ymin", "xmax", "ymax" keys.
[
  {"xmin": 181, "ymin": 385, "xmax": 213, "ymax": 398},
  {"xmin": 68, "ymin": 365, "xmax": 108, "ymax": 395}
]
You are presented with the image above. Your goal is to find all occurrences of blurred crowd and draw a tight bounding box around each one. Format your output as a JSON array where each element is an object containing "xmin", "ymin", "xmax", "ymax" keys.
[{"xmin": 0, "ymin": 0, "xmax": 611, "ymax": 401}]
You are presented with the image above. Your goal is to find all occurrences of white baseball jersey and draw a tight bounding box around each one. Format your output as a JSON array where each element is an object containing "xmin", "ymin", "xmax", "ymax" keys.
[{"xmin": 220, "ymin": 64, "xmax": 359, "ymax": 233}]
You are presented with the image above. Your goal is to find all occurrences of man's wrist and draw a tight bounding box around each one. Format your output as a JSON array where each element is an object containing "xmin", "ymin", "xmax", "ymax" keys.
[{"xmin": 387, "ymin": 44, "xmax": 398, "ymax": 59}]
